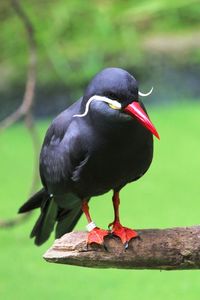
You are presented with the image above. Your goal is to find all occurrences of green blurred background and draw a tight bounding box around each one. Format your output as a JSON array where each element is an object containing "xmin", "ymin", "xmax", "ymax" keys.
[{"xmin": 1, "ymin": 1, "xmax": 200, "ymax": 299}]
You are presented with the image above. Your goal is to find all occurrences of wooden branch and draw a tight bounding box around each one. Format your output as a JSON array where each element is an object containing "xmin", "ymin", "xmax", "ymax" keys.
[
  {"xmin": 0, "ymin": 0, "xmax": 39, "ymax": 228},
  {"xmin": 43, "ymin": 226, "xmax": 200, "ymax": 270},
  {"xmin": 24, "ymin": 112, "xmax": 41, "ymax": 195},
  {"xmin": 0, "ymin": 0, "xmax": 36, "ymax": 131},
  {"xmin": 0, "ymin": 212, "xmax": 31, "ymax": 228}
]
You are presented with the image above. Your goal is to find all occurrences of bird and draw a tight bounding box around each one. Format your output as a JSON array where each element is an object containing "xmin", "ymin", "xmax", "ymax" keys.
[{"xmin": 19, "ymin": 67, "xmax": 159, "ymax": 247}]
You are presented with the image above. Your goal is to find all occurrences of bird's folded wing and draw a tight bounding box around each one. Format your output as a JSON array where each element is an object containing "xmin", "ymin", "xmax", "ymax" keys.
[{"xmin": 39, "ymin": 98, "xmax": 88, "ymax": 186}]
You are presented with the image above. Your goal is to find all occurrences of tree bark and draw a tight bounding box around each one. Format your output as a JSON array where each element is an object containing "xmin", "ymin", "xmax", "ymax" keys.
[{"xmin": 43, "ymin": 226, "xmax": 200, "ymax": 270}]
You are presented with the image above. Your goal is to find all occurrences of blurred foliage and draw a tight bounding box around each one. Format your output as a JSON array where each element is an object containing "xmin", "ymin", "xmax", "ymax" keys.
[{"xmin": 0, "ymin": 0, "xmax": 200, "ymax": 88}]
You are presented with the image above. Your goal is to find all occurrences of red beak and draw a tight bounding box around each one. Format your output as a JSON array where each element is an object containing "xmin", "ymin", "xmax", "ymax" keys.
[{"xmin": 123, "ymin": 101, "xmax": 160, "ymax": 139}]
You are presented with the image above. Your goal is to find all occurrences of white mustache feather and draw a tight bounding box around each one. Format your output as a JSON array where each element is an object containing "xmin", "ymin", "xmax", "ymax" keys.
[
  {"xmin": 73, "ymin": 95, "xmax": 122, "ymax": 118},
  {"xmin": 139, "ymin": 87, "xmax": 153, "ymax": 97}
]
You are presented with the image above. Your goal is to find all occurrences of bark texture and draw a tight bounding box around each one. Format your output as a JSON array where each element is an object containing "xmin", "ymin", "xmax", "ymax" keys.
[{"xmin": 43, "ymin": 226, "xmax": 200, "ymax": 270}]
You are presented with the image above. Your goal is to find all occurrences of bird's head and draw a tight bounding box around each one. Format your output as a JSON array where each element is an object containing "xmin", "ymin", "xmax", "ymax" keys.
[{"xmin": 75, "ymin": 67, "xmax": 159, "ymax": 139}]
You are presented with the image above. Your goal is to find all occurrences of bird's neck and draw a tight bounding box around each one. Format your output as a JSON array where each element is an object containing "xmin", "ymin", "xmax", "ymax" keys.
[{"xmin": 87, "ymin": 113, "xmax": 141, "ymax": 138}]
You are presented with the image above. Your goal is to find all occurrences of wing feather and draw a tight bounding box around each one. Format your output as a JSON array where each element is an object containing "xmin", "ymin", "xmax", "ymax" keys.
[{"xmin": 39, "ymin": 99, "xmax": 88, "ymax": 186}]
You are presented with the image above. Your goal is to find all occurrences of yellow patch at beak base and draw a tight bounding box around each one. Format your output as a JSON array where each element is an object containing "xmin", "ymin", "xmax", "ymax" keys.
[{"xmin": 109, "ymin": 104, "xmax": 121, "ymax": 110}]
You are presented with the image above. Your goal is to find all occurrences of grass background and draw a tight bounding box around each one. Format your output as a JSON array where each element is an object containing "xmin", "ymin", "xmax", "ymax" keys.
[{"xmin": 0, "ymin": 103, "xmax": 200, "ymax": 300}]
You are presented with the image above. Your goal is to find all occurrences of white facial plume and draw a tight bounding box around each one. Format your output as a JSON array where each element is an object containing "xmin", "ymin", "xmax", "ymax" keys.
[
  {"xmin": 73, "ymin": 95, "xmax": 122, "ymax": 118},
  {"xmin": 139, "ymin": 87, "xmax": 153, "ymax": 97}
]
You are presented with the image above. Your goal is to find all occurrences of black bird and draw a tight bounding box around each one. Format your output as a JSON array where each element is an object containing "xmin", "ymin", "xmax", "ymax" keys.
[{"xmin": 19, "ymin": 67, "xmax": 159, "ymax": 246}]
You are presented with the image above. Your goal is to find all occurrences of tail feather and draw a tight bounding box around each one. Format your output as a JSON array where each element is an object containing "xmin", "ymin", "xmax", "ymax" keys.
[
  {"xmin": 30, "ymin": 197, "xmax": 58, "ymax": 245},
  {"xmin": 19, "ymin": 190, "xmax": 84, "ymax": 246},
  {"xmin": 55, "ymin": 204, "xmax": 83, "ymax": 239},
  {"xmin": 18, "ymin": 189, "xmax": 45, "ymax": 213}
]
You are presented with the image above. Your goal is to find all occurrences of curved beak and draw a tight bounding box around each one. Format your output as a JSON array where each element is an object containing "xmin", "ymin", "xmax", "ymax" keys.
[{"xmin": 123, "ymin": 101, "xmax": 160, "ymax": 139}]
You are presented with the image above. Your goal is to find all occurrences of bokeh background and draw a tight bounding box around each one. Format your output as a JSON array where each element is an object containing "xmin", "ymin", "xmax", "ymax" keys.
[{"xmin": 1, "ymin": 1, "xmax": 200, "ymax": 299}]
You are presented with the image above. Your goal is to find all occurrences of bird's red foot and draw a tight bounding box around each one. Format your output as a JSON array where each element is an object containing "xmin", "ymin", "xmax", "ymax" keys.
[
  {"xmin": 109, "ymin": 221, "xmax": 138, "ymax": 245},
  {"xmin": 87, "ymin": 227, "xmax": 109, "ymax": 245}
]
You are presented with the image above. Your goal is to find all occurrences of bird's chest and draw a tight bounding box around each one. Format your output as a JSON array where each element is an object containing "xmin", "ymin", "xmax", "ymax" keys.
[
  {"xmin": 75, "ymin": 127, "xmax": 153, "ymax": 196},
  {"xmin": 90, "ymin": 136, "xmax": 150, "ymax": 177}
]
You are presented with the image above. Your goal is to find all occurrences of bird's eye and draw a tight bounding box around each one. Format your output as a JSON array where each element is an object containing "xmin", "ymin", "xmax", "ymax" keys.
[{"xmin": 107, "ymin": 92, "xmax": 117, "ymax": 100}]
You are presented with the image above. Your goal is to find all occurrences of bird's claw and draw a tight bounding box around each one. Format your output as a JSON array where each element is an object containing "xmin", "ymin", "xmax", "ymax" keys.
[{"xmin": 108, "ymin": 222, "xmax": 114, "ymax": 230}]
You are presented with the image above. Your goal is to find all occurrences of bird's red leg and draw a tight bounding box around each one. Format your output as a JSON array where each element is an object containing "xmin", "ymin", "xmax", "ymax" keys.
[
  {"xmin": 82, "ymin": 200, "xmax": 108, "ymax": 245},
  {"xmin": 108, "ymin": 191, "xmax": 138, "ymax": 246}
]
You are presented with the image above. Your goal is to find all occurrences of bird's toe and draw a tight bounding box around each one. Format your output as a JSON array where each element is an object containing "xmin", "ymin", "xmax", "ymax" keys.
[
  {"xmin": 110, "ymin": 221, "xmax": 138, "ymax": 245},
  {"xmin": 87, "ymin": 227, "xmax": 109, "ymax": 245}
]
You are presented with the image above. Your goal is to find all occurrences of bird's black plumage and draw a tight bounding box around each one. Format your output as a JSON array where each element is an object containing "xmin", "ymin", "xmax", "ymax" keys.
[{"xmin": 19, "ymin": 67, "xmax": 154, "ymax": 245}]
